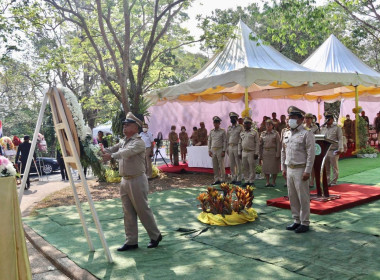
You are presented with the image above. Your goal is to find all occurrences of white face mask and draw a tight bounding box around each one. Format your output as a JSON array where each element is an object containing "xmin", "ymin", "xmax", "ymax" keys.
[
  {"xmin": 181, "ymin": 129, "xmax": 185, "ymax": 132},
  {"xmin": 288, "ymin": 119, "xmax": 298, "ymax": 129},
  {"xmin": 142, "ymin": 128, "xmax": 148, "ymax": 132}
]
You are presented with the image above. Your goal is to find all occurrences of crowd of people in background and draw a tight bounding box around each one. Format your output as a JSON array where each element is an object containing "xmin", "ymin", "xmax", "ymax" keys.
[{"xmin": 164, "ymin": 108, "xmax": 380, "ymax": 188}]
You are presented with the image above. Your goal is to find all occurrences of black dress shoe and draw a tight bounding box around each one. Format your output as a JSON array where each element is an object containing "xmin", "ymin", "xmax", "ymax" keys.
[
  {"xmin": 295, "ymin": 225, "xmax": 309, "ymax": 233},
  {"xmin": 211, "ymin": 181, "xmax": 221, "ymax": 185},
  {"xmin": 230, "ymin": 180, "xmax": 236, "ymax": 184},
  {"xmin": 235, "ymin": 181, "xmax": 242, "ymax": 185},
  {"xmin": 286, "ymin": 223, "xmax": 300, "ymax": 230},
  {"xmin": 147, "ymin": 234, "xmax": 162, "ymax": 248},
  {"xmin": 117, "ymin": 243, "xmax": 138, "ymax": 251}
]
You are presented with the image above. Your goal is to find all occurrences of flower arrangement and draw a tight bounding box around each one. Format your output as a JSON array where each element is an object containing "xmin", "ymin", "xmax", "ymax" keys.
[
  {"xmin": 60, "ymin": 88, "xmax": 106, "ymax": 181},
  {"xmin": 0, "ymin": 156, "xmax": 17, "ymax": 177},
  {"xmin": 197, "ymin": 184, "xmax": 255, "ymax": 215},
  {"xmin": 241, "ymin": 108, "xmax": 252, "ymax": 118},
  {"xmin": 357, "ymin": 146, "xmax": 378, "ymax": 155},
  {"xmin": 352, "ymin": 106, "xmax": 362, "ymax": 114},
  {"xmin": 0, "ymin": 137, "xmax": 15, "ymax": 151},
  {"xmin": 12, "ymin": 136, "xmax": 22, "ymax": 147},
  {"xmin": 37, "ymin": 133, "xmax": 47, "ymax": 152}
]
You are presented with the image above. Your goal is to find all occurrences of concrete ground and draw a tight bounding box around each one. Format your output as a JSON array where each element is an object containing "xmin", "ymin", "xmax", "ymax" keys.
[{"xmin": 20, "ymin": 171, "xmax": 96, "ymax": 280}]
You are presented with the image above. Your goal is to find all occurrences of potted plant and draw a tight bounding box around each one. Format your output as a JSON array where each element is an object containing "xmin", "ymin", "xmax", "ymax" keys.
[{"xmin": 356, "ymin": 146, "xmax": 378, "ymax": 158}]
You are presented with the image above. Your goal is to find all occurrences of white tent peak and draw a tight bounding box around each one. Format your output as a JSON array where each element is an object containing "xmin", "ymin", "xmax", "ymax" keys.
[
  {"xmin": 302, "ymin": 34, "xmax": 380, "ymax": 77},
  {"xmin": 188, "ymin": 20, "xmax": 311, "ymax": 82}
]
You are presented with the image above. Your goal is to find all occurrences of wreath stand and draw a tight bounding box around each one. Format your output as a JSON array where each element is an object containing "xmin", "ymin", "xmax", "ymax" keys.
[{"xmin": 18, "ymin": 87, "xmax": 113, "ymax": 263}]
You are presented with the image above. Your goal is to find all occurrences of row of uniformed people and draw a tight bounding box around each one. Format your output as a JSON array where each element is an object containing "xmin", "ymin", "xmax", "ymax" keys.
[{"xmin": 208, "ymin": 112, "xmax": 283, "ymax": 186}]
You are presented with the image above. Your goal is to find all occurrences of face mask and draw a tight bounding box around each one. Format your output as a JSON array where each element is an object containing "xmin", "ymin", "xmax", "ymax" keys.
[
  {"xmin": 289, "ymin": 119, "xmax": 298, "ymax": 129},
  {"xmin": 181, "ymin": 129, "xmax": 185, "ymax": 132},
  {"xmin": 142, "ymin": 128, "xmax": 148, "ymax": 132},
  {"xmin": 172, "ymin": 129, "xmax": 175, "ymax": 132}
]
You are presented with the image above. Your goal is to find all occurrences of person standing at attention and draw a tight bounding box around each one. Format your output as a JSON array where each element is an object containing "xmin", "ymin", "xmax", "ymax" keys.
[
  {"xmin": 179, "ymin": 126, "xmax": 189, "ymax": 163},
  {"xmin": 238, "ymin": 117, "xmax": 259, "ymax": 187},
  {"xmin": 140, "ymin": 123, "xmax": 154, "ymax": 179},
  {"xmin": 282, "ymin": 106, "xmax": 315, "ymax": 233},
  {"xmin": 227, "ymin": 112, "xmax": 243, "ymax": 185},
  {"xmin": 259, "ymin": 119, "xmax": 281, "ymax": 187},
  {"xmin": 320, "ymin": 112, "xmax": 344, "ymax": 186},
  {"xmin": 208, "ymin": 116, "xmax": 227, "ymax": 185},
  {"xmin": 168, "ymin": 125, "xmax": 178, "ymax": 164},
  {"xmin": 102, "ymin": 112, "xmax": 162, "ymax": 251}
]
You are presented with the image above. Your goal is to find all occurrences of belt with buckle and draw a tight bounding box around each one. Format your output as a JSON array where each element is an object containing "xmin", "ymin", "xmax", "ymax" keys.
[
  {"xmin": 212, "ymin": 147, "xmax": 222, "ymax": 150},
  {"xmin": 287, "ymin": 164, "xmax": 306, "ymax": 169},
  {"xmin": 264, "ymin": 147, "xmax": 274, "ymax": 151},
  {"xmin": 123, "ymin": 172, "xmax": 144, "ymax": 180},
  {"xmin": 229, "ymin": 143, "xmax": 238, "ymax": 146}
]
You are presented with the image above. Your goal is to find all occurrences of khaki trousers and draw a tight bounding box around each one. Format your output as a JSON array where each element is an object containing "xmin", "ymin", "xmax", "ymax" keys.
[
  {"xmin": 144, "ymin": 147, "xmax": 153, "ymax": 178},
  {"xmin": 120, "ymin": 175, "xmax": 160, "ymax": 245},
  {"xmin": 228, "ymin": 145, "xmax": 241, "ymax": 181},
  {"xmin": 325, "ymin": 150, "xmax": 339, "ymax": 185},
  {"xmin": 242, "ymin": 151, "xmax": 256, "ymax": 183},
  {"xmin": 212, "ymin": 148, "xmax": 225, "ymax": 182},
  {"xmin": 287, "ymin": 167, "xmax": 310, "ymax": 226}
]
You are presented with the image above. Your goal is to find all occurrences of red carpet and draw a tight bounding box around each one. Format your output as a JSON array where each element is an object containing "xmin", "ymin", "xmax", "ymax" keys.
[
  {"xmin": 267, "ymin": 184, "xmax": 380, "ymax": 215},
  {"xmin": 158, "ymin": 162, "xmax": 231, "ymax": 174}
]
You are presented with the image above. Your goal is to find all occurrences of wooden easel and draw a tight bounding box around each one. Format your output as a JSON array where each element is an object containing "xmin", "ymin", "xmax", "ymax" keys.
[{"xmin": 18, "ymin": 87, "xmax": 113, "ymax": 263}]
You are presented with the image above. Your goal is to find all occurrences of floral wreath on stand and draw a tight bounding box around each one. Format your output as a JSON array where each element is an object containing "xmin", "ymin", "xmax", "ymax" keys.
[
  {"xmin": 0, "ymin": 156, "xmax": 18, "ymax": 177},
  {"xmin": 60, "ymin": 88, "xmax": 106, "ymax": 181}
]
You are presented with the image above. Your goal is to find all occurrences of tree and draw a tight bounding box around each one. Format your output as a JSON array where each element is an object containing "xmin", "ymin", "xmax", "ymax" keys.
[{"xmin": 27, "ymin": 0, "xmax": 199, "ymax": 115}]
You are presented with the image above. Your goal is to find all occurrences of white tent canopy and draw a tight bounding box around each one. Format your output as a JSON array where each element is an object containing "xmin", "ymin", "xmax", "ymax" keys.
[
  {"xmin": 147, "ymin": 21, "xmax": 379, "ymax": 104},
  {"xmin": 300, "ymin": 34, "xmax": 380, "ymax": 101}
]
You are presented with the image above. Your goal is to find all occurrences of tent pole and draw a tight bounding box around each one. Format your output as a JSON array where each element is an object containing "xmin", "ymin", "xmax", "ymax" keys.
[
  {"xmin": 354, "ymin": 86, "xmax": 359, "ymax": 152},
  {"xmin": 244, "ymin": 87, "xmax": 249, "ymax": 110}
]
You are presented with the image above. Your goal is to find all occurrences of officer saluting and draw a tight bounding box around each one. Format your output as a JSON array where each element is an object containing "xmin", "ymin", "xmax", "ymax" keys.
[
  {"xmin": 238, "ymin": 117, "xmax": 259, "ymax": 187},
  {"xmin": 208, "ymin": 116, "xmax": 227, "ymax": 185},
  {"xmin": 281, "ymin": 106, "xmax": 315, "ymax": 234},
  {"xmin": 227, "ymin": 112, "xmax": 243, "ymax": 185},
  {"xmin": 102, "ymin": 112, "xmax": 162, "ymax": 251}
]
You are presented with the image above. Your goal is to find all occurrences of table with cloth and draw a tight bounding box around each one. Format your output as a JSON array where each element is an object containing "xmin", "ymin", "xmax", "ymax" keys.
[
  {"xmin": 187, "ymin": 146, "xmax": 230, "ymax": 168},
  {"xmin": 0, "ymin": 176, "xmax": 32, "ymax": 280}
]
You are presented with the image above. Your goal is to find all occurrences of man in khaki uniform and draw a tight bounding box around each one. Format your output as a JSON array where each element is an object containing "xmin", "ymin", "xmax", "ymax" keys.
[
  {"xmin": 277, "ymin": 115, "xmax": 287, "ymax": 134},
  {"xmin": 343, "ymin": 114, "xmax": 353, "ymax": 142},
  {"xmin": 208, "ymin": 116, "xmax": 227, "ymax": 185},
  {"xmin": 140, "ymin": 123, "xmax": 154, "ymax": 179},
  {"xmin": 103, "ymin": 112, "xmax": 162, "ymax": 251},
  {"xmin": 238, "ymin": 117, "xmax": 259, "ymax": 186},
  {"xmin": 198, "ymin": 122, "xmax": 208, "ymax": 146},
  {"xmin": 227, "ymin": 112, "xmax": 243, "ymax": 184},
  {"xmin": 281, "ymin": 106, "xmax": 315, "ymax": 233},
  {"xmin": 304, "ymin": 113, "xmax": 319, "ymax": 188},
  {"xmin": 320, "ymin": 112, "xmax": 344, "ymax": 186}
]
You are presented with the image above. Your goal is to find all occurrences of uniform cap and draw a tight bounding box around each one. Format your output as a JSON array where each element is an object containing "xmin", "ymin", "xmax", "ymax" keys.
[
  {"xmin": 229, "ymin": 112, "xmax": 239, "ymax": 118},
  {"xmin": 265, "ymin": 119, "xmax": 274, "ymax": 125},
  {"xmin": 305, "ymin": 113, "xmax": 313, "ymax": 118},
  {"xmin": 324, "ymin": 112, "xmax": 334, "ymax": 119},
  {"xmin": 122, "ymin": 112, "xmax": 143, "ymax": 127},
  {"xmin": 213, "ymin": 116, "xmax": 222, "ymax": 122},
  {"xmin": 243, "ymin": 117, "xmax": 252, "ymax": 123},
  {"xmin": 287, "ymin": 106, "xmax": 305, "ymax": 117}
]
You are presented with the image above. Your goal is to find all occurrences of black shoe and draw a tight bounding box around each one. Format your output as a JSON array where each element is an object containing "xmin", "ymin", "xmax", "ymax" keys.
[
  {"xmin": 147, "ymin": 234, "xmax": 162, "ymax": 248},
  {"xmin": 235, "ymin": 181, "xmax": 242, "ymax": 185},
  {"xmin": 286, "ymin": 223, "xmax": 300, "ymax": 231},
  {"xmin": 295, "ymin": 225, "xmax": 309, "ymax": 233},
  {"xmin": 211, "ymin": 181, "xmax": 221, "ymax": 185},
  {"xmin": 230, "ymin": 180, "xmax": 237, "ymax": 184},
  {"xmin": 117, "ymin": 243, "xmax": 138, "ymax": 251}
]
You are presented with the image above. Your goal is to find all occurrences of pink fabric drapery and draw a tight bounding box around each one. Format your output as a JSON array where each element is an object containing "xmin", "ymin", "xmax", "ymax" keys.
[{"xmin": 147, "ymin": 99, "xmax": 318, "ymax": 138}]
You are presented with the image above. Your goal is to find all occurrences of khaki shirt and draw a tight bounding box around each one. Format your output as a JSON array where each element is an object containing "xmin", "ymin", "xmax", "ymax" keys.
[
  {"xmin": 227, "ymin": 124, "xmax": 243, "ymax": 145},
  {"xmin": 259, "ymin": 130, "xmax": 281, "ymax": 158},
  {"xmin": 343, "ymin": 119, "xmax": 353, "ymax": 135},
  {"xmin": 179, "ymin": 132, "xmax": 189, "ymax": 146},
  {"xmin": 198, "ymin": 127, "xmax": 208, "ymax": 145},
  {"xmin": 281, "ymin": 126, "xmax": 315, "ymax": 174},
  {"xmin": 320, "ymin": 124, "xmax": 343, "ymax": 152},
  {"xmin": 106, "ymin": 133, "xmax": 146, "ymax": 177},
  {"xmin": 168, "ymin": 131, "xmax": 178, "ymax": 144},
  {"xmin": 238, "ymin": 129, "xmax": 259, "ymax": 155},
  {"xmin": 304, "ymin": 123, "xmax": 320, "ymax": 134},
  {"xmin": 208, "ymin": 128, "xmax": 227, "ymax": 151},
  {"xmin": 190, "ymin": 131, "xmax": 199, "ymax": 144}
]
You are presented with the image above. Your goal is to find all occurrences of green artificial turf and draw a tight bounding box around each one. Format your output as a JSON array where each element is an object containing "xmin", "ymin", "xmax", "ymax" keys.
[{"xmin": 23, "ymin": 156, "xmax": 380, "ymax": 280}]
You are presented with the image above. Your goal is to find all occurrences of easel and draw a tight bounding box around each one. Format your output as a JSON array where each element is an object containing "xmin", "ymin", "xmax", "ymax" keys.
[{"xmin": 18, "ymin": 87, "xmax": 113, "ymax": 263}]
